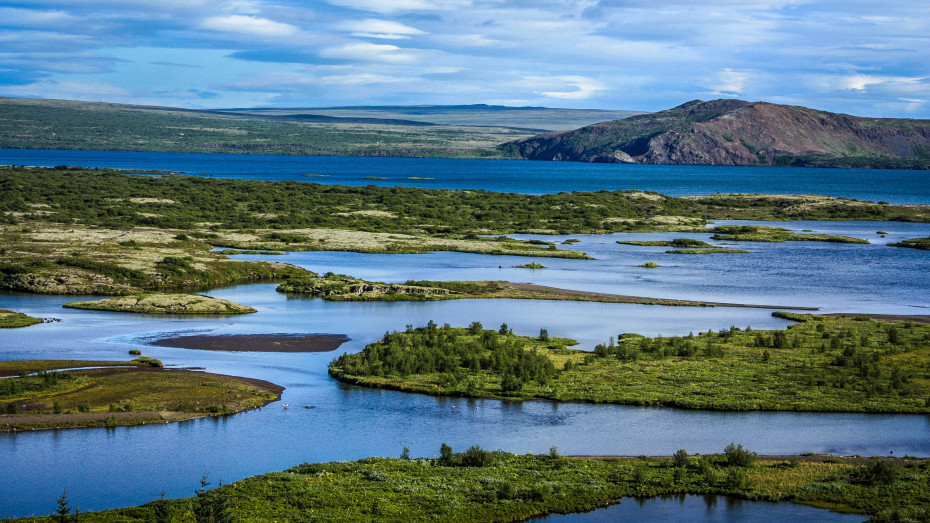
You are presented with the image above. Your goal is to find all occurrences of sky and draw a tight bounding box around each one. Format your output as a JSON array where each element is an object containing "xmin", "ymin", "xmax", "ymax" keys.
[{"xmin": 0, "ymin": 1, "xmax": 928, "ymax": 117}]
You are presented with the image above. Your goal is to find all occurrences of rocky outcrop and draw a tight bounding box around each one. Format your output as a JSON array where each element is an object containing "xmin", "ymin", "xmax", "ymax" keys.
[{"xmin": 501, "ymin": 99, "xmax": 930, "ymax": 169}]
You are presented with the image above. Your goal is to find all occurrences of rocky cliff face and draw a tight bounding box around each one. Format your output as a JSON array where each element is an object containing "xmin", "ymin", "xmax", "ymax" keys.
[{"xmin": 500, "ymin": 100, "xmax": 930, "ymax": 169}]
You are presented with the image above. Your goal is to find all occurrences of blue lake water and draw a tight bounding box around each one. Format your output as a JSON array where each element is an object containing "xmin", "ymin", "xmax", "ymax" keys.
[
  {"xmin": 0, "ymin": 150, "xmax": 928, "ymax": 518},
  {"xmin": 2, "ymin": 224, "xmax": 930, "ymax": 517},
  {"xmin": 2, "ymin": 148, "xmax": 929, "ymax": 203},
  {"xmin": 528, "ymin": 495, "xmax": 865, "ymax": 522}
]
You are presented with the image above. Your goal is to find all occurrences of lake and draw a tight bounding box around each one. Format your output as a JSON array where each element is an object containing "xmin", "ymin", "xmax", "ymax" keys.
[
  {"xmin": 0, "ymin": 150, "xmax": 927, "ymax": 519},
  {"xmin": 2, "ymin": 148, "xmax": 929, "ymax": 204}
]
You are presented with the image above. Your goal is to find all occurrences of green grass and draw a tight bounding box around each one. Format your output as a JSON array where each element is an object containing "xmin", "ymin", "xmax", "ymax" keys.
[
  {"xmin": 617, "ymin": 238, "xmax": 714, "ymax": 248},
  {"xmin": 0, "ymin": 308, "xmax": 42, "ymax": 328},
  {"xmin": 514, "ymin": 262, "xmax": 546, "ymax": 269},
  {"xmin": 710, "ymin": 225, "xmax": 870, "ymax": 244},
  {"xmin": 62, "ymin": 293, "xmax": 257, "ymax": 314},
  {"xmin": 17, "ymin": 449, "xmax": 930, "ymax": 522},
  {"xmin": 889, "ymin": 237, "xmax": 930, "ymax": 250},
  {"xmin": 0, "ymin": 359, "xmax": 281, "ymax": 429},
  {"xmin": 666, "ymin": 248, "xmax": 751, "ymax": 254},
  {"xmin": 330, "ymin": 315, "xmax": 930, "ymax": 412}
]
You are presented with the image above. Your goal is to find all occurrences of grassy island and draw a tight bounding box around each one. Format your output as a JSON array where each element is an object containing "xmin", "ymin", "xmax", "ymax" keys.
[
  {"xmin": 667, "ymin": 248, "xmax": 752, "ymax": 254},
  {"xmin": 513, "ymin": 262, "xmax": 546, "ymax": 269},
  {"xmin": 0, "ymin": 359, "xmax": 282, "ymax": 430},
  {"xmin": 0, "ymin": 308, "xmax": 42, "ymax": 328},
  {"xmin": 277, "ymin": 273, "xmax": 815, "ymax": 309},
  {"xmin": 889, "ymin": 237, "xmax": 930, "ymax": 250},
  {"xmin": 17, "ymin": 447, "xmax": 930, "ymax": 522},
  {"xmin": 617, "ymin": 238, "xmax": 715, "ymax": 248},
  {"xmin": 710, "ymin": 225, "xmax": 869, "ymax": 244},
  {"xmin": 62, "ymin": 293, "xmax": 257, "ymax": 314},
  {"xmin": 330, "ymin": 315, "xmax": 930, "ymax": 412}
]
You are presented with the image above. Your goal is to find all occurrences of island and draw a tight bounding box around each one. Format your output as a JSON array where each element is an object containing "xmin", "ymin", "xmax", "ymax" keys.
[
  {"xmin": 62, "ymin": 293, "xmax": 257, "ymax": 314},
  {"xmin": 329, "ymin": 314, "xmax": 930, "ymax": 413},
  {"xmin": 0, "ymin": 358, "xmax": 282, "ymax": 431}
]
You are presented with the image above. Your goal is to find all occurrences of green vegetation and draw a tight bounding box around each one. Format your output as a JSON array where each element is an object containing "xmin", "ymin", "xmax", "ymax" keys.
[
  {"xmin": 889, "ymin": 237, "xmax": 930, "ymax": 250},
  {"xmin": 330, "ymin": 315, "xmax": 930, "ymax": 412},
  {"xmin": 277, "ymin": 273, "xmax": 456, "ymax": 301},
  {"xmin": 617, "ymin": 238, "xmax": 714, "ymax": 248},
  {"xmin": 331, "ymin": 321, "xmax": 576, "ymax": 394},
  {"xmin": 2, "ymin": 166, "xmax": 925, "ymax": 295},
  {"xmin": 277, "ymin": 273, "xmax": 794, "ymax": 309},
  {"xmin": 514, "ymin": 262, "xmax": 546, "ymax": 269},
  {"xmin": 16, "ymin": 448, "xmax": 930, "ymax": 522},
  {"xmin": 0, "ymin": 97, "xmax": 534, "ymax": 159},
  {"xmin": 62, "ymin": 293, "xmax": 257, "ymax": 314},
  {"xmin": 638, "ymin": 262, "xmax": 661, "ymax": 268},
  {"xmin": 0, "ymin": 359, "xmax": 281, "ymax": 430},
  {"xmin": 710, "ymin": 225, "xmax": 869, "ymax": 243},
  {"xmin": 667, "ymin": 248, "xmax": 751, "ymax": 254},
  {"xmin": 0, "ymin": 307, "xmax": 42, "ymax": 328}
]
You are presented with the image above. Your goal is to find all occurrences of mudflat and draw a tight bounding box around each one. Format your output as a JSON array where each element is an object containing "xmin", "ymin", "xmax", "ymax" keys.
[{"xmin": 150, "ymin": 333, "xmax": 351, "ymax": 352}]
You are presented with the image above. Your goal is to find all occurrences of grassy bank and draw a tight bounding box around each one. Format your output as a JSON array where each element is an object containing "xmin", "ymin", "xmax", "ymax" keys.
[
  {"xmin": 0, "ymin": 308, "xmax": 42, "ymax": 328},
  {"xmin": 13, "ymin": 448, "xmax": 929, "ymax": 522},
  {"xmin": 330, "ymin": 315, "xmax": 930, "ymax": 412},
  {"xmin": 62, "ymin": 293, "xmax": 257, "ymax": 314},
  {"xmin": 276, "ymin": 273, "xmax": 816, "ymax": 309},
  {"xmin": 0, "ymin": 359, "xmax": 282, "ymax": 430}
]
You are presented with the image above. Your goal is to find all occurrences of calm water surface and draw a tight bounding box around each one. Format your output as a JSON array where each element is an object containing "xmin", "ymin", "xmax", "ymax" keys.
[
  {"xmin": 1, "ymin": 277, "xmax": 928, "ymax": 517},
  {"xmin": 2, "ymin": 148, "xmax": 929, "ymax": 203},
  {"xmin": 0, "ymin": 150, "xmax": 928, "ymax": 517},
  {"xmin": 528, "ymin": 495, "xmax": 865, "ymax": 522}
]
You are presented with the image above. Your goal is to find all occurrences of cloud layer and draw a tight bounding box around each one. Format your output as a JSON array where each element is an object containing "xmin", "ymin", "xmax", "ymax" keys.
[{"xmin": 0, "ymin": 0, "xmax": 927, "ymax": 116}]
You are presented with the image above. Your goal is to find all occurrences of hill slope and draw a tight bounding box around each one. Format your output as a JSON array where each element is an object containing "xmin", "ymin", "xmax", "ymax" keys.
[
  {"xmin": 500, "ymin": 99, "xmax": 930, "ymax": 169},
  {"xmin": 0, "ymin": 97, "xmax": 642, "ymax": 158}
]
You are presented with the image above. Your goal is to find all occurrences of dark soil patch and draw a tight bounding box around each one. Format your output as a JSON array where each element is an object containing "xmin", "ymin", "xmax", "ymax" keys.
[{"xmin": 149, "ymin": 333, "xmax": 351, "ymax": 352}]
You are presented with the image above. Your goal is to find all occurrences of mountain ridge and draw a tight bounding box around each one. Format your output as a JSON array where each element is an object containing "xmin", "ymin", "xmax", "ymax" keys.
[{"xmin": 500, "ymin": 99, "xmax": 930, "ymax": 169}]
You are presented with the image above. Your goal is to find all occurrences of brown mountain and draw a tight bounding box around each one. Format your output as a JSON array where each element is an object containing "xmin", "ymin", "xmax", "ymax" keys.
[{"xmin": 500, "ymin": 99, "xmax": 930, "ymax": 169}]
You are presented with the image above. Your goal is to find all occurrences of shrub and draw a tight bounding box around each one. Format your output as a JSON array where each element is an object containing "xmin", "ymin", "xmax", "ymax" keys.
[
  {"xmin": 460, "ymin": 445, "xmax": 494, "ymax": 467},
  {"xmin": 671, "ymin": 448, "xmax": 690, "ymax": 468},
  {"xmin": 855, "ymin": 459, "xmax": 897, "ymax": 485},
  {"xmin": 724, "ymin": 443, "xmax": 757, "ymax": 467}
]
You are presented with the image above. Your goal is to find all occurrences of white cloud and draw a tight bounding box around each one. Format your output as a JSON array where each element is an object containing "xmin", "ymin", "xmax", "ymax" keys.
[
  {"xmin": 199, "ymin": 15, "xmax": 299, "ymax": 38},
  {"xmin": 839, "ymin": 74, "xmax": 924, "ymax": 92},
  {"xmin": 319, "ymin": 42, "xmax": 431, "ymax": 64},
  {"xmin": 0, "ymin": 7, "xmax": 75, "ymax": 27},
  {"xmin": 340, "ymin": 18, "xmax": 426, "ymax": 39},
  {"xmin": 518, "ymin": 75, "xmax": 608, "ymax": 100},
  {"xmin": 0, "ymin": 79, "xmax": 132, "ymax": 102},
  {"xmin": 324, "ymin": 0, "xmax": 471, "ymax": 14},
  {"xmin": 706, "ymin": 69, "xmax": 751, "ymax": 96}
]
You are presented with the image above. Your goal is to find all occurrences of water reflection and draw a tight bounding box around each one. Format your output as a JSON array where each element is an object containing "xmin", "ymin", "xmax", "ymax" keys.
[{"xmin": 528, "ymin": 495, "xmax": 865, "ymax": 522}]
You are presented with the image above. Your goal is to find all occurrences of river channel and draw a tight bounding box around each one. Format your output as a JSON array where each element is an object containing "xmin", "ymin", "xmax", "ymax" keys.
[{"xmin": 1, "ymin": 220, "xmax": 929, "ymax": 517}]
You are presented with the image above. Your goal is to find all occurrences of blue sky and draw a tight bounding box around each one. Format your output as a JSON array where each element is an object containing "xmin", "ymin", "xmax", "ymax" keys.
[{"xmin": 0, "ymin": 1, "xmax": 928, "ymax": 117}]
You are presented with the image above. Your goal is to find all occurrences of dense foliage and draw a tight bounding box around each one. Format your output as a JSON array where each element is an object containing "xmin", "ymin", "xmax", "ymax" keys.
[
  {"xmin": 2, "ymin": 167, "xmax": 926, "ymax": 235},
  {"xmin": 331, "ymin": 315, "xmax": 930, "ymax": 412},
  {"xmin": 16, "ymin": 448, "xmax": 930, "ymax": 522},
  {"xmin": 331, "ymin": 322, "xmax": 575, "ymax": 394}
]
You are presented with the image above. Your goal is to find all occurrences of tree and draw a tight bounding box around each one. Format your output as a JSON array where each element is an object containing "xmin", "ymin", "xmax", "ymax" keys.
[
  {"xmin": 439, "ymin": 443, "xmax": 454, "ymax": 466},
  {"xmin": 539, "ymin": 328, "xmax": 549, "ymax": 341},
  {"xmin": 499, "ymin": 323, "xmax": 510, "ymax": 335},
  {"xmin": 55, "ymin": 488, "xmax": 71, "ymax": 523},
  {"xmin": 193, "ymin": 474, "xmax": 213, "ymax": 523},
  {"xmin": 400, "ymin": 446, "xmax": 410, "ymax": 460}
]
